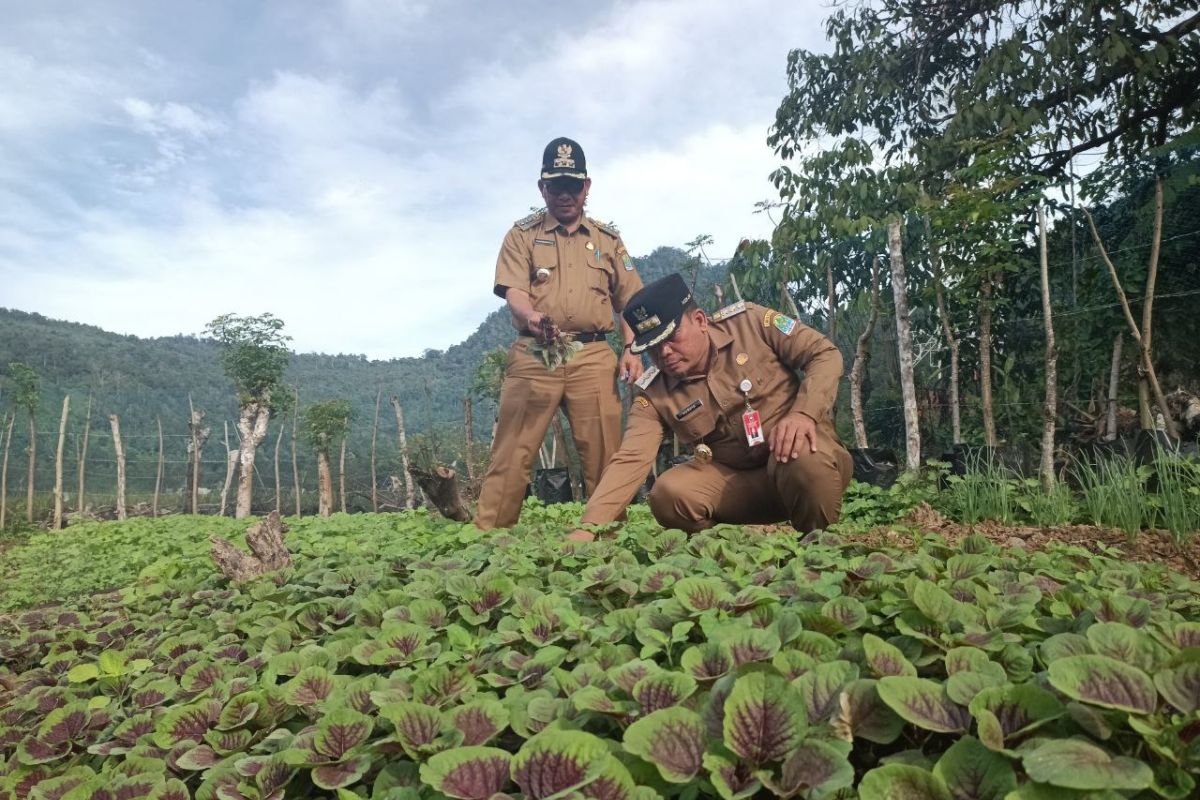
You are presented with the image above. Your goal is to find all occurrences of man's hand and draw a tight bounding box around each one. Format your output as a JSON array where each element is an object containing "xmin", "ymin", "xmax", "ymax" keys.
[
  {"xmin": 566, "ymin": 529, "xmax": 596, "ymax": 542},
  {"xmin": 768, "ymin": 411, "xmax": 818, "ymax": 463},
  {"xmin": 527, "ymin": 313, "xmax": 559, "ymax": 342},
  {"xmin": 619, "ymin": 350, "xmax": 643, "ymax": 383}
]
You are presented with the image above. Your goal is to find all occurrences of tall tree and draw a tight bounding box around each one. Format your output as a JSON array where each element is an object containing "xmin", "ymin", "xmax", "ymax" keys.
[
  {"xmin": 0, "ymin": 414, "xmax": 13, "ymax": 529},
  {"xmin": 302, "ymin": 400, "xmax": 352, "ymax": 518},
  {"xmin": 52, "ymin": 395, "xmax": 69, "ymax": 529},
  {"xmin": 204, "ymin": 313, "xmax": 291, "ymax": 518},
  {"xmin": 8, "ymin": 362, "xmax": 39, "ymax": 523}
]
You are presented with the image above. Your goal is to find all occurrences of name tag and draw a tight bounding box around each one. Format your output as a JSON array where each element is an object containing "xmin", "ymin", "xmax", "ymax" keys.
[
  {"xmin": 675, "ymin": 399, "xmax": 703, "ymax": 420},
  {"xmin": 534, "ymin": 238, "xmax": 554, "ymax": 246}
]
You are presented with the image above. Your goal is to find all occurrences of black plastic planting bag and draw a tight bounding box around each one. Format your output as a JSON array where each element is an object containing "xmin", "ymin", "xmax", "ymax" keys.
[
  {"xmin": 531, "ymin": 467, "xmax": 573, "ymax": 504},
  {"xmin": 850, "ymin": 447, "xmax": 899, "ymax": 488}
]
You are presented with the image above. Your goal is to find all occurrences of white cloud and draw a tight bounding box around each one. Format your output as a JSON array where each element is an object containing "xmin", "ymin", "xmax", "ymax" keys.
[{"xmin": 1, "ymin": 0, "xmax": 833, "ymax": 359}]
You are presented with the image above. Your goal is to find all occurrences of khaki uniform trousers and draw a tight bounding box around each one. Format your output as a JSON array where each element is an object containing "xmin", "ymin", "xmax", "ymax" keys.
[
  {"xmin": 647, "ymin": 431, "xmax": 853, "ymax": 533},
  {"xmin": 474, "ymin": 338, "xmax": 623, "ymax": 530}
]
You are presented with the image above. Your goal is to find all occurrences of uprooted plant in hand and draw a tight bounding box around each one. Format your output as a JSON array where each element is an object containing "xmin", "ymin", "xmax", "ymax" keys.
[{"xmin": 528, "ymin": 314, "xmax": 584, "ymax": 370}]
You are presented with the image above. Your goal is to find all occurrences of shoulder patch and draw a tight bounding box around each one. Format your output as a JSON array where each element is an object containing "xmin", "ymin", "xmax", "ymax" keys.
[
  {"xmin": 514, "ymin": 209, "xmax": 546, "ymax": 230},
  {"xmin": 710, "ymin": 300, "xmax": 747, "ymax": 322},
  {"xmin": 634, "ymin": 365, "xmax": 660, "ymax": 390},
  {"xmin": 591, "ymin": 217, "xmax": 621, "ymax": 238}
]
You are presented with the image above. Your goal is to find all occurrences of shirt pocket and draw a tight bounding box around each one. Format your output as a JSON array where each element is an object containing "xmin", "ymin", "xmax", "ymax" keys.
[
  {"xmin": 586, "ymin": 259, "xmax": 615, "ymax": 301},
  {"xmin": 530, "ymin": 246, "xmax": 559, "ymax": 303}
]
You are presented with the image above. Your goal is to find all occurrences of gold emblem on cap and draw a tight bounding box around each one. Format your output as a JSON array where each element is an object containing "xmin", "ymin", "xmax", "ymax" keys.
[
  {"xmin": 554, "ymin": 143, "xmax": 575, "ymax": 168},
  {"xmin": 736, "ymin": 353, "xmax": 749, "ymax": 365},
  {"xmin": 635, "ymin": 315, "xmax": 661, "ymax": 333},
  {"xmin": 695, "ymin": 444, "xmax": 713, "ymax": 464}
]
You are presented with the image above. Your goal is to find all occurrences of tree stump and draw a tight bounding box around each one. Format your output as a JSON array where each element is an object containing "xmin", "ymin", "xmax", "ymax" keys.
[
  {"xmin": 410, "ymin": 465, "xmax": 471, "ymax": 522},
  {"xmin": 210, "ymin": 510, "xmax": 292, "ymax": 582}
]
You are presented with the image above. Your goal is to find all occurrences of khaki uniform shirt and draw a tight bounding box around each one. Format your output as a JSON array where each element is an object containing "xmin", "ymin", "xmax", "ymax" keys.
[
  {"xmin": 580, "ymin": 301, "xmax": 844, "ymax": 524},
  {"xmin": 493, "ymin": 211, "xmax": 643, "ymax": 333}
]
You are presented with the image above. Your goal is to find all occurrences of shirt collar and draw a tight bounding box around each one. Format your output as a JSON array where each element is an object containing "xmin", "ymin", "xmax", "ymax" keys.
[{"xmin": 541, "ymin": 211, "xmax": 591, "ymax": 235}]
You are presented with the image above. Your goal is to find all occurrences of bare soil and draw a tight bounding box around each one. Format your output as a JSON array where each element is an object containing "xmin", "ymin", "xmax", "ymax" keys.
[{"xmin": 855, "ymin": 504, "xmax": 1200, "ymax": 582}]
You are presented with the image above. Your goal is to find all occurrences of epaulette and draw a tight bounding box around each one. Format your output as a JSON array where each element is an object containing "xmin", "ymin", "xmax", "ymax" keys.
[
  {"xmin": 591, "ymin": 218, "xmax": 621, "ymax": 238},
  {"xmin": 710, "ymin": 300, "xmax": 747, "ymax": 322},
  {"xmin": 634, "ymin": 365, "xmax": 660, "ymax": 390},
  {"xmin": 514, "ymin": 209, "xmax": 546, "ymax": 230}
]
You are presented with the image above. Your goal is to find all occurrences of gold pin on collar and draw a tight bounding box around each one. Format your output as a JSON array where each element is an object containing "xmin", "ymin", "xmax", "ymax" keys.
[
  {"xmin": 736, "ymin": 353, "xmax": 749, "ymax": 365},
  {"xmin": 695, "ymin": 444, "xmax": 713, "ymax": 464},
  {"xmin": 585, "ymin": 241, "xmax": 594, "ymax": 250}
]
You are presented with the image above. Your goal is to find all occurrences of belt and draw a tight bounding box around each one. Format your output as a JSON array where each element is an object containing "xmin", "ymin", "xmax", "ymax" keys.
[{"xmin": 522, "ymin": 330, "xmax": 609, "ymax": 343}]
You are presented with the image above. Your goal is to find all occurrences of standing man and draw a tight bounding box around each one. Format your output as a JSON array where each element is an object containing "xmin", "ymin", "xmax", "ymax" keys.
[
  {"xmin": 474, "ymin": 137, "xmax": 644, "ymax": 530},
  {"xmin": 570, "ymin": 272, "xmax": 852, "ymax": 538}
]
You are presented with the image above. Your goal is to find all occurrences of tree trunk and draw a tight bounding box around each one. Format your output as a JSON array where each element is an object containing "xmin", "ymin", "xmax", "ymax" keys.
[
  {"xmin": 390, "ymin": 396, "xmax": 415, "ymax": 509},
  {"xmin": 273, "ymin": 419, "xmax": 284, "ymax": 514},
  {"xmin": 1082, "ymin": 181, "xmax": 1177, "ymax": 439},
  {"xmin": 219, "ymin": 421, "xmax": 238, "ymax": 518},
  {"xmin": 887, "ymin": 221, "xmax": 921, "ymax": 472},
  {"xmin": 850, "ymin": 256, "xmax": 882, "ymax": 449},
  {"xmin": 825, "ymin": 261, "xmax": 837, "ymax": 340},
  {"xmin": 317, "ymin": 443, "xmax": 333, "ymax": 518},
  {"xmin": 210, "ymin": 510, "xmax": 291, "ymax": 582},
  {"xmin": 187, "ymin": 396, "xmax": 207, "ymax": 515},
  {"xmin": 551, "ymin": 412, "xmax": 575, "ymax": 499},
  {"xmin": 25, "ymin": 413, "xmax": 35, "ymax": 523},
  {"xmin": 729, "ymin": 270, "xmax": 745, "ymax": 302},
  {"xmin": 1105, "ymin": 333, "xmax": 1123, "ymax": 442},
  {"xmin": 979, "ymin": 274, "xmax": 998, "ymax": 446},
  {"xmin": 109, "ymin": 414, "xmax": 126, "ymax": 521},
  {"xmin": 291, "ymin": 398, "xmax": 301, "ymax": 517},
  {"xmin": 371, "ymin": 387, "xmax": 381, "ymax": 512},
  {"xmin": 153, "ymin": 417, "xmax": 164, "ymax": 517},
  {"xmin": 234, "ymin": 399, "xmax": 271, "ymax": 519},
  {"xmin": 1038, "ymin": 207, "xmax": 1059, "ymax": 491},
  {"xmin": 463, "ymin": 397, "xmax": 475, "ymax": 482},
  {"xmin": 338, "ymin": 433, "xmax": 347, "ymax": 514},
  {"xmin": 0, "ymin": 414, "xmax": 13, "ymax": 529},
  {"xmin": 77, "ymin": 391, "xmax": 92, "ymax": 513},
  {"xmin": 924, "ymin": 216, "xmax": 962, "ymax": 444},
  {"xmin": 52, "ymin": 396, "xmax": 69, "ymax": 529},
  {"xmin": 410, "ymin": 465, "xmax": 470, "ymax": 521}
]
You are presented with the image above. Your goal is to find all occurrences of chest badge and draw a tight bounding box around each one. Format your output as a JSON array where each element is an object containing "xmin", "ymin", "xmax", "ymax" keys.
[{"xmin": 736, "ymin": 353, "xmax": 749, "ymax": 366}]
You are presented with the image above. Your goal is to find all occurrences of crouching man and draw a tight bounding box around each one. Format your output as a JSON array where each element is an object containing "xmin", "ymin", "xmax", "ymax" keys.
[{"xmin": 569, "ymin": 272, "xmax": 852, "ymax": 540}]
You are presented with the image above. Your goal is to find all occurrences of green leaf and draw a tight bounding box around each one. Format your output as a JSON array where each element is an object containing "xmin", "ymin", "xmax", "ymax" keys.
[
  {"xmin": 756, "ymin": 739, "xmax": 853, "ymax": 800},
  {"xmin": 863, "ymin": 634, "xmax": 917, "ymax": 678},
  {"xmin": 623, "ymin": 707, "xmax": 706, "ymax": 783},
  {"xmin": 932, "ymin": 736, "xmax": 1016, "ymax": 800},
  {"xmin": 830, "ymin": 679, "xmax": 904, "ymax": 744},
  {"xmin": 633, "ymin": 671, "xmax": 697, "ymax": 713},
  {"xmin": 793, "ymin": 660, "xmax": 859, "ymax": 722},
  {"xmin": 420, "ymin": 746, "xmax": 513, "ymax": 800},
  {"xmin": 512, "ymin": 729, "xmax": 610, "ymax": 800},
  {"xmin": 968, "ymin": 684, "xmax": 1064, "ymax": 747},
  {"xmin": 1154, "ymin": 662, "xmax": 1200, "ymax": 714},
  {"xmin": 911, "ymin": 580, "xmax": 958, "ymax": 625},
  {"xmin": 877, "ymin": 677, "xmax": 969, "ymax": 734},
  {"xmin": 858, "ymin": 764, "xmax": 952, "ymax": 800},
  {"xmin": 66, "ymin": 663, "xmax": 99, "ymax": 683},
  {"xmin": 722, "ymin": 671, "xmax": 808, "ymax": 765},
  {"xmin": 1047, "ymin": 655, "xmax": 1157, "ymax": 715},
  {"xmin": 703, "ymin": 750, "xmax": 761, "ymax": 800},
  {"xmin": 1022, "ymin": 739, "xmax": 1153, "ymax": 791}
]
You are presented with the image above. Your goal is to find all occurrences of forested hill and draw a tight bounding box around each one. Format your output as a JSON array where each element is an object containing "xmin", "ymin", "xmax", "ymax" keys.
[{"xmin": 0, "ymin": 246, "xmax": 724, "ymax": 482}]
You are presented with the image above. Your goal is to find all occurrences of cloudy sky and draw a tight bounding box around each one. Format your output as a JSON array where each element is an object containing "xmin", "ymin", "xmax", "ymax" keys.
[{"xmin": 1, "ymin": 0, "xmax": 829, "ymax": 359}]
